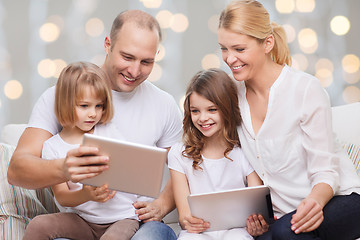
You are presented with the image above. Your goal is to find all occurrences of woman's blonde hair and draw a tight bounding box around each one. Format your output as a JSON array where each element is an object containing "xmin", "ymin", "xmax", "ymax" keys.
[
  {"xmin": 182, "ymin": 68, "xmax": 242, "ymax": 170},
  {"xmin": 219, "ymin": 0, "xmax": 291, "ymax": 66},
  {"xmin": 55, "ymin": 62, "xmax": 113, "ymax": 128}
]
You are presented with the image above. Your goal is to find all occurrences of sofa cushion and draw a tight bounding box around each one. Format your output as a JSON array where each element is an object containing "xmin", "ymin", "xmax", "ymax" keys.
[
  {"xmin": 0, "ymin": 143, "xmax": 58, "ymax": 240},
  {"xmin": 332, "ymin": 102, "xmax": 360, "ymax": 145},
  {"xmin": 1, "ymin": 124, "xmax": 27, "ymax": 146},
  {"xmin": 342, "ymin": 142, "xmax": 360, "ymax": 176}
]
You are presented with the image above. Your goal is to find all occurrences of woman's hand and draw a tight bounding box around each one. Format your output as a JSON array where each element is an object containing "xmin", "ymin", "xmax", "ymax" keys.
[
  {"xmin": 291, "ymin": 197, "xmax": 324, "ymax": 234},
  {"xmin": 82, "ymin": 184, "xmax": 116, "ymax": 203},
  {"xmin": 246, "ymin": 214, "xmax": 270, "ymax": 236},
  {"xmin": 181, "ymin": 214, "xmax": 210, "ymax": 233}
]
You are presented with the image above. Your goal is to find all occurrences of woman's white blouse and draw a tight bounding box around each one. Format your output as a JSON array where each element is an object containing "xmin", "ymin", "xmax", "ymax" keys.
[{"xmin": 237, "ymin": 65, "xmax": 360, "ymax": 217}]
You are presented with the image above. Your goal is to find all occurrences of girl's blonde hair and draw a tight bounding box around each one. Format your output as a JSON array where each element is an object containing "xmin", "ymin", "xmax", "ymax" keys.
[
  {"xmin": 219, "ymin": 0, "xmax": 291, "ymax": 66},
  {"xmin": 182, "ymin": 68, "xmax": 242, "ymax": 170},
  {"xmin": 55, "ymin": 62, "xmax": 113, "ymax": 128}
]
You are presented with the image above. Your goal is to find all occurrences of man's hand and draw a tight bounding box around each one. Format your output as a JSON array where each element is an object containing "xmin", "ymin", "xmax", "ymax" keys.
[
  {"xmin": 64, "ymin": 146, "xmax": 109, "ymax": 183},
  {"xmin": 133, "ymin": 199, "xmax": 164, "ymax": 222}
]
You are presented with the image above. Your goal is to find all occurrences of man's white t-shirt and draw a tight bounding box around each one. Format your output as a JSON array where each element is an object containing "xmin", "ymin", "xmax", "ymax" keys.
[{"xmin": 42, "ymin": 124, "xmax": 139, "ymax": 224}]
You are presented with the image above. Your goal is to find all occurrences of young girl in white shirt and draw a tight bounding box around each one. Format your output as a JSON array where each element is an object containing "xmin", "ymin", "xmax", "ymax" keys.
[
  {"xmin": 23, "ymin": 62, "xmax": 139, "ymax": 240},
  {"xmin": 168, "ymin": 68, "xmax": 263, "ymax": 240}
]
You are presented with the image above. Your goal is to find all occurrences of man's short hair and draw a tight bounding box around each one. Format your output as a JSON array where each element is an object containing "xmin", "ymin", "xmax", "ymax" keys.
[{"xmin": 109, "ymin": 10, "xmax": 162, "ymax": 50}]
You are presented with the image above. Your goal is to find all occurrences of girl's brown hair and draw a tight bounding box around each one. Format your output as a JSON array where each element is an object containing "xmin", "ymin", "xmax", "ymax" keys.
[
  {"xmin": 182, "ymin": 68, "xmax": 242, "ymax": 170},
  {"xmin": 55, "ymin": 62, "xmax": 113, "ymax": 128},
  {"xmin": 219, "ymin": 0, "xmax": 291, "ymax": 66}
]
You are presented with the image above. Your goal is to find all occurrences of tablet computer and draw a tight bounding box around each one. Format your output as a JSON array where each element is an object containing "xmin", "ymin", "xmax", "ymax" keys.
[
  {"xmin": 187, "ymin": 185, "xmax": 274, "ymax": 232},
  {"xmin": 80, "ymin": 133, "xmax": 167, "ymax": 198}
]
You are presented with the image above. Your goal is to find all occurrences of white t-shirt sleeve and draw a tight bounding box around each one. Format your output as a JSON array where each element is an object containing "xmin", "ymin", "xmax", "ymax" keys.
[
  {"xmin": 155, "ymin": 95, "xmax": 183, "ymax": 148},
  {"xmin": 168, "ymin": 142, "xmax": 186, "ymax": 174},
  {"xmin": 28, "ymin": 86, "xmax": 61, "ymax": 135}
]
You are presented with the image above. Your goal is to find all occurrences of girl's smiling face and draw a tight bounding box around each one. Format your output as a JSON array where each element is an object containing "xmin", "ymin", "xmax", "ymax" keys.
[{"xmin": 189, "ymin": 92, "xmax": 223, "ymax": 140}]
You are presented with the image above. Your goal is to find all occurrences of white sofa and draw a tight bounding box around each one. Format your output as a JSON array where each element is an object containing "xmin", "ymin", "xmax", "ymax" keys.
[{"xmin": 1, "ymin": 103, "xmax": 360, "ymax": 239}]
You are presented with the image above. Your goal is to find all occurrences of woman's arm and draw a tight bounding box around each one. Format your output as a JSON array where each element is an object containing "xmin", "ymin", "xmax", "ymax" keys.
[
  {"xmin": 52, "ymin": 183, "xmax": 116, "ymax": 207},
  {"xmin": 290, "ymin": 182, "xmax": 333, "ymax": 234},
  {"xmin": 170, "ymin": 169, "xmax": 209, "ymax": 233},
  {"xmin": 293, "ymin": 79, "xmax": 338, "ymax": 233}
]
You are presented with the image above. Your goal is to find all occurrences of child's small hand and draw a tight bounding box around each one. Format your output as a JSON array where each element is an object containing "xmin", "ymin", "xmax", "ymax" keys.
[
  {"xmin": 246, "ymin": 214, "xmax": 271, "ymax": 236},
  {"xmin": 83, "ymin": 184, "xmax": 116, "ymax": 203},
  {"xmin": 182, "ymin": 215, "xmax": 210, "ymax": 233}
]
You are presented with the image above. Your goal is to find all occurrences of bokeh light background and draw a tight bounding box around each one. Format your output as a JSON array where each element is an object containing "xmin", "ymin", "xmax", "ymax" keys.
[{"xmin": 1, "ymin": 0, "xmax": 359, "ymax": 136}]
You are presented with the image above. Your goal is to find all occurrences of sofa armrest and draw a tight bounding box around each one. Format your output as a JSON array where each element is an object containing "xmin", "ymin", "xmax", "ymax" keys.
[{"xmin": 1, "ymin": 124, "xmax": 27, "ymax": 146}]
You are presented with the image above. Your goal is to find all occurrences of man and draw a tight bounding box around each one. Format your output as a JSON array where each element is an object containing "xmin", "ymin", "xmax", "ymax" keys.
[{"xmin": 8, "ymin": 10, "xmax": 182, "ymax": 240}]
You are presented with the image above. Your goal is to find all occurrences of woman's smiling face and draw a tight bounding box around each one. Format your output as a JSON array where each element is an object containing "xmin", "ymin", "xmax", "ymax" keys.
[{"xmin": 218, "ymin": 28, "xmax": 267, "ymax": 82}]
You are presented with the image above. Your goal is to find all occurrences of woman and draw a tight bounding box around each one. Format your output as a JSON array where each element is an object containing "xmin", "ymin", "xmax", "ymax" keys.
[{"xmin": 217, "ymin": 1, "xmax": 360, "ymax": 239}]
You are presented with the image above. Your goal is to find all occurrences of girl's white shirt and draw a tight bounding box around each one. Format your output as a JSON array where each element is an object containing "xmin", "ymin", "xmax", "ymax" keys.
[{"xmin": 168, "ymin": 142, "xmax": 254, "ymax": 194}]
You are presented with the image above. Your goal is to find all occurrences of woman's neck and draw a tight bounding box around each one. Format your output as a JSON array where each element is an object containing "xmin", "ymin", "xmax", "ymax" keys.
[
  {"xmin": 245, "ymin": 61, "xmax": 284, "ymax": 97},
  {"xmin": 59, "ymin": 126, "xmax": 94, "ymax": 145}
]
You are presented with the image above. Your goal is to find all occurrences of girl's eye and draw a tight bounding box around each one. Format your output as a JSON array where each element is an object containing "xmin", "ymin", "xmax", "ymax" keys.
[
  {"xmin": 209, "ymin": 108, "xmax": 217, "ymax": 112},
  {"xmin": 220, "ymin": 47, "xmax": 227, "ymax": 51},
  {"xmin": 96, "ymin": 104, "xmax": 104, "ymax": 108},
  {"xmin": 80, "ymin": 104, "xmax": 88, "ymax": 108},
  {"xmin": 190, "ymin": 109, "xmax": 199, "ymax": 113},
  {"xmin": 236, "ymin": 48, "xmax": 245, "ymax": 52}
]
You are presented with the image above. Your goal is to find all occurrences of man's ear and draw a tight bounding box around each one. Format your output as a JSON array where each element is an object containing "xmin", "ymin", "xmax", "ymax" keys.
[
  {"xmin": 264, "ymin": 34, "xmax": 275, "ymax": 54},
  {"xmin": 104, "ymin": 36, "xmax": 111, "ymax": 54}
]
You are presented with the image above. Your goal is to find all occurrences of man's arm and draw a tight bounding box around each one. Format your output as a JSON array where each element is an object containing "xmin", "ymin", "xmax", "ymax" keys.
[
  {"xmin": 8, "ymin": 127, "xmax": 110, "ymax": 189},
  {"xmin": 133, "ymin": 177, "xmax": 176, "ymax": 222},
  {"xmin": 7, "ymin": 127, "xmax": 66, "ymax": 188}
]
